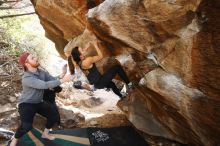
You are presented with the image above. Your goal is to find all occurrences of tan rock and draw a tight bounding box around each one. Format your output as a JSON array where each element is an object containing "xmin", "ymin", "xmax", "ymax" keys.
[
  {"xmin": 64, "ymin": 29, "xmax": 98, "ymax": 57},
  {"xmin": 31, "ymin": 0, "xmax": 220, "ymax": 145}
]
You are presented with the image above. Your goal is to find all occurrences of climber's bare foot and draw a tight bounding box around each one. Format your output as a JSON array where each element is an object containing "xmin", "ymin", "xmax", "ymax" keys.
[
  {"xmin": 41, "ymin": 134, "xmax": 55, "ymax": 140},
  {"xmin": 9, "ymin": 138, "xmax": 18, "ymax": 146}
]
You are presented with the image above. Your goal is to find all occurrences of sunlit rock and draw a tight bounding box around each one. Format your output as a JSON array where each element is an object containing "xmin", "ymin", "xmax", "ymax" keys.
[{"xmin": 31, "ymin": 0, "xmax": 220, "ymax": 145}]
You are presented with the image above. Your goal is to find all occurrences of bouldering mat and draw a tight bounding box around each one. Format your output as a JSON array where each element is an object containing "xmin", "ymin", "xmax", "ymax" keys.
[
  {"xmin": 12, "ymin": 126, "xmax": 148, "ymax": 146},
  {"xmin": 87, "ymin": 126, "xmax": 148, "ymax": 146}
]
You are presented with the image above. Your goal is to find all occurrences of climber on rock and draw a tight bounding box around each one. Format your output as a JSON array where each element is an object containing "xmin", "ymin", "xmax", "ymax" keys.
[
  {"xmin": 70, "ymin": 59, "xmax": 94, "ymax": 91},
  {"xmin": 9, "ymin": 52, "xmax": 72, "ymax": 146},
  {"xmin": 71, "ymin": 41, "xmax": 134, "ymax": 99}
]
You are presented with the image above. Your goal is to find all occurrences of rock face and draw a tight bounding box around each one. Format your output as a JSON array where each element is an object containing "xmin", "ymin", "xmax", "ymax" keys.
[{"xmin": 31, "ymin": 0, "xmax": 220, "ymax": 145}]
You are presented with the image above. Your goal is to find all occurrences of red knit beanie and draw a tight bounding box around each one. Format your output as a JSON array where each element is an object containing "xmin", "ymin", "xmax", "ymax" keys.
[{"xmin": 19, "ymin": 52, "xmax": 30, "ymax": 68}]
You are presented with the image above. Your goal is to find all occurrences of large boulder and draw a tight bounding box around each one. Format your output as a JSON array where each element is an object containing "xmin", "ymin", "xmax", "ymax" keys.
[{"xmin": 31, "ymin": 0, "xmax": 220, "ymax": 145}]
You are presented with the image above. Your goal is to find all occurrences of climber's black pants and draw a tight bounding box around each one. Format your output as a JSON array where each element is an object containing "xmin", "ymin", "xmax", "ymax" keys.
[
  {"xmin": 94, "ymin": 65, "xmax": 130, "ymax": 97},
  {"xmin": 14, "ymin": 102, "xmax": 59, "ymax": 139},
  {"xmin": 106, "ymin": 81, "xmax": 122, "ymax": 97}
]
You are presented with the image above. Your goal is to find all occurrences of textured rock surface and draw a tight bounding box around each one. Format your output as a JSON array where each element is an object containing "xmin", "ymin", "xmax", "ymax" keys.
[{"xmin": 31, "ymin": 0, "xmax": 220, "ymax": 145}]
